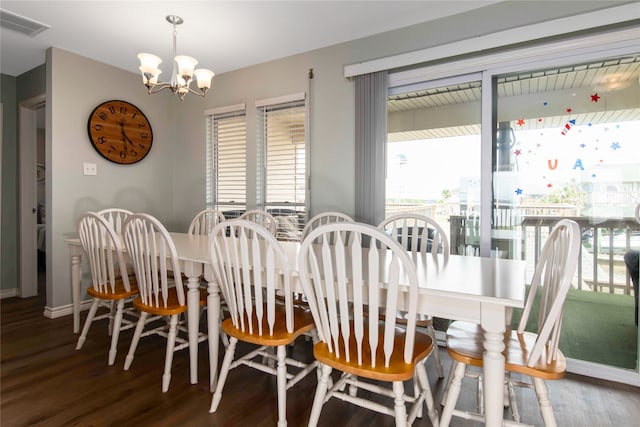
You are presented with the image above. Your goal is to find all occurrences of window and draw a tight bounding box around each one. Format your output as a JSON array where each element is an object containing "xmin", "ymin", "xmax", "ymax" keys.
[
  {"xmin": 256, "ymin": 93, "xmax": 307, "ymax": 240},
  {"xmin": 205, "ymin": 104, "xmax": 247, "ymax": 218}
]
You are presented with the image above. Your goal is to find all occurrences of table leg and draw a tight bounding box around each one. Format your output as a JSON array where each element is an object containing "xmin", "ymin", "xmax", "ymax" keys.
[
  {"xmin": 206, "ymin": 272, "xmax": 221, "ymax": 392},
  {"xmin": 183, "ymin": 261, "xmax": 203, "ymax": 385},
  {"xmin": 481, "ymin": 304, "xmax": 507, "ymax": 427},
  {"xmin": 70, "ymin": 250, "xmax": 82, "ymax": 334}
]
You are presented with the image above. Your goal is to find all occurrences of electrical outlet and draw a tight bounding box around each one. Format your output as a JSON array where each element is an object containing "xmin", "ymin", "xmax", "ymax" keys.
[{"xmin": 83, "ymin": 162, "xmax": 97, "ymax": 176}]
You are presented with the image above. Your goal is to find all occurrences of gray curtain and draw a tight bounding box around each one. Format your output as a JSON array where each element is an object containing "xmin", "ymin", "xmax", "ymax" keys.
[{"xmin": 354, "ymin": 71, "xmax": 388, "ymax": 226}]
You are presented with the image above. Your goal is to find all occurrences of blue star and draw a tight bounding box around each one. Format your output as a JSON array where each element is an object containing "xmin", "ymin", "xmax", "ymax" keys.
[
  {"xmin": 611, "ymin": 142, "xmax": 621, "ymax": 150},
  {"xmin": 580, "ymin": 143, "xmax": 586, "ymax": 148},
  {"xmin": 515, "ymin": 188, "xmax": 523, "ymax": 195}
]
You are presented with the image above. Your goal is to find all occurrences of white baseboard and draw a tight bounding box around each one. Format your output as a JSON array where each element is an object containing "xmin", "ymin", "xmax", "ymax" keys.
[
  {"xmin": 43, "ymin": 300, "xmax": 93, "ymax": 319},
  {"xmin": 0, "ymin": 288, "xmax": 19, "ymax": 299}
]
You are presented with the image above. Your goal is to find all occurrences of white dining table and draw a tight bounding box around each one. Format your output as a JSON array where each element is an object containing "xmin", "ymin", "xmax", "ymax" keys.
[{"xmin": 66, "ymin": 233, "xmax": 525, "ymax": 426}]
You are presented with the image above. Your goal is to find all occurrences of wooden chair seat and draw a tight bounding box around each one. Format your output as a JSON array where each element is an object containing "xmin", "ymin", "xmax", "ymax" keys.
[
  {"xmin": 222, "ymin": 304, "xmax": 315, "ymax": 346},
  {"xmin": 313, "ymin": 323, "xmax": 434, "ymax": 382},
  {"xmin": 446, "ymin": 321, "xmax": 566, "ymax": 380},
  {"xmin": 86, "ymin": 275, "xmax": 139, "ymax": 300},
  {"xmin": 133, "ymin": 288, "xmax": 206, "ymax": 316}
]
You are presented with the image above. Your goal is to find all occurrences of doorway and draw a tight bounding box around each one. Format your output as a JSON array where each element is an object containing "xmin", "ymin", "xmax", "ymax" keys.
[{"xmin": 19, "ymin": 94, "xmax": 46, "ymax": 301}]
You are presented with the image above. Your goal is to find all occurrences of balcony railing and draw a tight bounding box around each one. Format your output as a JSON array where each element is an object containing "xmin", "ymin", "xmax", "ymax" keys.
[{"xmin": 450, "ymin": 212, "xmax": 639, "ymax": 296}]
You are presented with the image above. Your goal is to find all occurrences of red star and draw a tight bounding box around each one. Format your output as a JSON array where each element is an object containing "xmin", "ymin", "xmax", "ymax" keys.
[
  {"xmin": 547, "ymin": 183, "xmax": 553, "ymax": 188},
  {"xmin": 566, "ymin": 108, "xmax": 572, "ymax": 113},
  {"xmin": 516, "ymin": 118, "xmax": 525, "ymax": 126},
  {"xmin": 514, "ymin": 149, "xmax": 522, "ymax": 156},
  {"xmin": 591, "ymin": 93, "xmax": 600, "ymax": 102},
  {"xmin": 538, "ymin": 118, "xmax": 542, "ymax": 122}
]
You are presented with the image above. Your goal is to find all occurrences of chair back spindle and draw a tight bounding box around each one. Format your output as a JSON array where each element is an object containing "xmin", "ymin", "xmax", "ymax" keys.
[
  {"xmin": 209, "ymin": 219, "xmax": 293, "ymax": 336},
  {"xmin": 378, "ymin": 213, "xmax": 449, "ymax": 257},
  {"xmin": 78, "ymin": 212, "xmax": 131, "ymax": 294},
  {"xmin": 188, "ymin": 209, "xmax": 226, "ymax": 235},
  {"xmin": 123, "ymin": 214, "xmax": 185, "ymax": 309},
  {"xmin": 299, "ymin": 222, "xmax": 420, "ymax": 368}
]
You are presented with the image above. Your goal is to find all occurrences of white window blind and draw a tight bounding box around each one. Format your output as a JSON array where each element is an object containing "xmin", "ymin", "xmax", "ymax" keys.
[
  {"xmin": 256, "ymin": 96, "xmax": 307, "ymax": 240},
  {"xmin": 206, "ymin": 106, "xmax": 246, "ymax": 218}
]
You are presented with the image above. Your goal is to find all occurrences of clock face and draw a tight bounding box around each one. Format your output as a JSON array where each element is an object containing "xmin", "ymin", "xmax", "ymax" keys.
[{"xmin": 87, "ymin": 100, "xmax": 153, "ymax": 164}]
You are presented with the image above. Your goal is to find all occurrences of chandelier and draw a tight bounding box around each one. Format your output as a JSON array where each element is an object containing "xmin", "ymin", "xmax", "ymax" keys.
[{"xmin": 137, "ymin": 15, "xmax": 214, "ymax": 101}]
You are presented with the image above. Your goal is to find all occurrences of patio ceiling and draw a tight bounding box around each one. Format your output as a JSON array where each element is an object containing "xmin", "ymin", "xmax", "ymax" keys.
[{"xmin": 388, "ymin": 54, "xmax": 640, "ymax": 141}]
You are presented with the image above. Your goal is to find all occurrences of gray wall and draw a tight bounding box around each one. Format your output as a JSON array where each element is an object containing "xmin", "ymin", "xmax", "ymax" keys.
[
  {"xmin": 46, "ymin": 48, "xmax": 177, "ymax": 308},
  {"xmin": 1, "ymin": 73, "xmax": 17, "ymax": 291}
]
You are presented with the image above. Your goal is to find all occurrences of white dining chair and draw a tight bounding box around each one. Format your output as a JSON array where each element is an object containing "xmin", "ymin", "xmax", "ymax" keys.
[
  {"xmin": 239, "ymin": 209, "xmax": 278, "ymax": 236},
  {"xmin": 96, "ymin": 208, "xmax": 133, "ymax": 236},
  {"xmin": 188, "ymin": 208, "xmax": 226, "ymax": 235},
  {"xmin": 122, "ymin": 213, "xmax": 208, "ymax": 392},
  {"xmin": 208, "ymin": 219, "xmax": 318, "ymax": 426},
  {"xmin": 75, "ymin": 212, "xmax": 139, "ymax": 366},
  {"xmin": 378, "ymin": 213, "xmax": 449, "ymax": 378},
  {"xmin": 298, "ymin": 222, "xmax": 440, "ymax": 427},
  {"xmin": 300, "ymin": 211, "xmax": 354, "ymax": 241},
  {"xmin": 440, "ymin": 219, "xmax": 581, "ymax": 427}
]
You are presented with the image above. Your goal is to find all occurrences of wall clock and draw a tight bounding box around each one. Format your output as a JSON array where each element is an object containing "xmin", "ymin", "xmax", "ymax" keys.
[{"xmin": 87, "ymin": 100, "xmax": 153, "ymax": 164}]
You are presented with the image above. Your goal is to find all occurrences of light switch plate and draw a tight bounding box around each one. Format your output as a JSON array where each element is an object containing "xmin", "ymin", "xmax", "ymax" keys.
[{"xmin": 83, "ymin": 162, "xmax": 97, "ymax": 176}]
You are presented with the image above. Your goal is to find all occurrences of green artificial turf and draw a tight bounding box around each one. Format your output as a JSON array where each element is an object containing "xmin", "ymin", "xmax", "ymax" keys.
[{"xmin": 512, "ymin": 287, "xmax": 638, "ymax": 369}]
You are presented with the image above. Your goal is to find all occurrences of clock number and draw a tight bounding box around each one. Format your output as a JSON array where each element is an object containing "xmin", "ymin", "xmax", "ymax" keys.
[
  {"xmin": 131, "ymin": 111, "xmax": 138, "ymax": 119},
  {"xmin": 108, "ymin": 145, "xmax": 116, "ymax": 153},
  {"xmin": 120, "ymin": 150, "xmax": 127, "ymax": 159},
  {"xmin": 98, "ymin": 112, "xmax": 108, "ymax": 121},
  {"xmin": 138, "ymin": 143, "xmax": 146, "ymax": 149},
  {"xmin": 108, "ymin": 105, "xmax": 116, "ymax": 115},
  {"xmin": 93, "ymin": 124, "xmax": 103, "ymax": 131},
  {"xmin": 137, "ymin": 122, "xmax": 147, "ymax": 128},
  {"xmin": 97, "ymin": 136, "xmax": 106, "ymax": 144},
  {"xmin": 119, "ymin": 106, "xmax": 128, "ymax": 114},
  {"xmin": 140, "ymin": 133, "xmax": 149, "ymax": 139},
  {"xmin": 130, "ymin": 149, "xmax": 138, "ymax": 157}
]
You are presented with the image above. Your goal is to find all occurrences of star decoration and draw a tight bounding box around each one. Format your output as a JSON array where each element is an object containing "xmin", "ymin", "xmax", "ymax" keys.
[
  {"xmin": 516, "ymin": 118, "xmax": 525, "ymax": 126},
  {"xmin": 566, "ymin": 108, "xmax": 572, "ymax": 113},
  {"xmin": 547, "ymin": 183, "xmax": 553, "ymax": 188},
  {"xmin": 611, "ymin": 142, "xmax": 621, "ymax": 150},
  {"xmin": 580, "ymin": 143, "xmax": 586, "ymax": 148},
  {"xmin": 538, "ymin": 118, "xmax": 543, "ymax": 122},
  {"xmin": 514, "ymin": 149, "xmax": 522, "ymax": 156},
  {"xmin": 590, "ymin": 93, "xmax": 600, "ymax": 102},
  {"xmin": 543, "ymin": 101, "xmax": 548, "ymax": 106},
  {"xmin": 515, "ymin": 188, "xmax": 523, "ymax": 195}
]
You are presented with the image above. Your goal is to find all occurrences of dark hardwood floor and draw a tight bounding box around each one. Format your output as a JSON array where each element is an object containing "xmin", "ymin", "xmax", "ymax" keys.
[{"xmin": 2, "ymin": 284, "xmax": 640, "ymax": 427}]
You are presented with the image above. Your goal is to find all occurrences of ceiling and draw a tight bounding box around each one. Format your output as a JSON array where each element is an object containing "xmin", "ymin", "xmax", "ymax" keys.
[
  {"xmin": 0, "ymin": 0, "xmax": 501, "ymax": 78},
  {"xmin": 388, "ymin": 55, "xmax": 640, "ymax": 140}
]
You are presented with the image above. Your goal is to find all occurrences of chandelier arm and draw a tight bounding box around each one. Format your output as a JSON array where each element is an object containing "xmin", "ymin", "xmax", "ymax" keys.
[
  {"xmin": 186, "ymin": 86, "xmax": 207, "ymax": 97},
  {"xmin": 146, "ymin": 82, "xmax": 175, "ymax": 94}
]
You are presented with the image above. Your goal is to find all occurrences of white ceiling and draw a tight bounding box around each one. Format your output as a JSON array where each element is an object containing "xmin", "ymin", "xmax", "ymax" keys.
[{"xmin": 0, "ymin": 0, "xmax": 501, "ymax": 77}]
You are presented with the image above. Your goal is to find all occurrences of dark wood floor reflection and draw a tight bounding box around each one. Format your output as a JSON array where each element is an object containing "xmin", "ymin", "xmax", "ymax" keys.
[{"xmin": 2, "ymin": 290, "xmax": 639, "ymax": 427}]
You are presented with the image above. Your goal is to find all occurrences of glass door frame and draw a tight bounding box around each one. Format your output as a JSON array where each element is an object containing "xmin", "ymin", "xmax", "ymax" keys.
[{"xmin": 388, "ymin": 27, "xmax": 640, "ymax": 386}]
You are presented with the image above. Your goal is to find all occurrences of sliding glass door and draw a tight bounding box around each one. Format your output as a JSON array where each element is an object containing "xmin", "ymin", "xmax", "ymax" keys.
[
  {"xmin": 387, "ymin": 45, "xmax": 640, "ymax": 384},
  {"xmin": 493, "ymin": 55, "xmax": 640, "ymax": 375}
]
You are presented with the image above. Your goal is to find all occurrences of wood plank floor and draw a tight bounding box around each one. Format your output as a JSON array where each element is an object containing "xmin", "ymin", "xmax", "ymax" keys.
[{"xmin": 2, "ymin": 290, "xmax": 640, "ymax": 427}]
